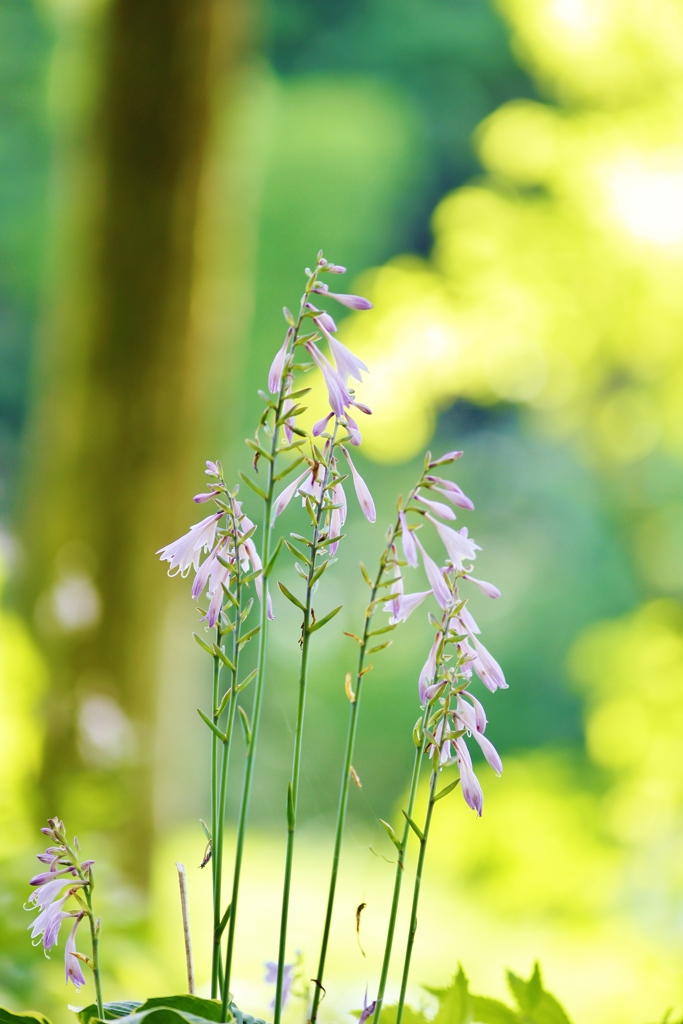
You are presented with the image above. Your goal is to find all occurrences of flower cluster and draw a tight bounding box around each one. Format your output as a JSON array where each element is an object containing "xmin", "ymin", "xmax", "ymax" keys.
[
  {"xmin": 384, "ymin": 451, "xmax": 506, "ymax": 815},
  {"xmin": 157, "ymin": 463, "xmax": 272, "ymax": 626},
  {"xmin": 26, "ymin": 818, "xmax": 95, "ymax": 991}
]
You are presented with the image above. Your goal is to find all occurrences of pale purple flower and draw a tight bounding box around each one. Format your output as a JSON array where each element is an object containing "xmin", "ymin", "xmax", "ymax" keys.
[
  {"xmin": 385, "ymin": 590, "xmax": 431, "ymax": 626},
  {"xmin": 321, "ymin": 326, "xmax": 368, "ymax": 383},
  {"xmin": 399, "ymin": 510, "xmax": 418, "ymax": 568},
  {"xmin": 463, "ymin": 574, "xmax": 501, "ymax": 599},
  {"xmin": 419, "ymin": 632, "xmax": 442, "ymax": 704},
  {"xmin": 299, "ymin": 466, "xmax": 324, "ymax": 505},
  {"xmin": 268, "ymin": 335, "xmax": 291, "ymax": 394},
  {"xmin": 313, "ymin": 284, "xmax": 373, "ymax": 310},
  {"xmin": 272, "ymin": 469, "xmax": 309, "ymax": 522},
  {"xmin": 426, "ymin": 516, "xmax": 480, "ymax": 569},
  {"xmin": 326, "ymin": 263, "xmax": 346, "ymax": 274},
  {"xmin": 455, "ymin": 696, "xmax": 502, "ymax": 775},
  {"xmin": 345, "ymin": 412, "xmax": 362, "ymax": 446},
  {"xmin": 28, "ymin": 876, "xmax": 77, "ymax": 911},
  {"xmin": 65, "ymin": 915, "xmax": 86, "ymax": 990},
  {"xmin": 415, "ymin": 536, "xmax": 451, "ymax": 610},
  {"xmin": 265, "ymin": 960, "xmax": 294, "ymax": 1009},
  {"xmin": 455, "ymin": 738, "xmax": 484, "ymax": 815},
  {"xmin": 29, "ymin": 893, "xmax": 72, "ymax": 951},
  {"xmin": 384, "ymin": 552, "xmax": 403, "ymax": 621},
  {"xmin": 307, "ymin": 341, "xmax": 351, "ymax": 417},
  {"xmin": 453, "ymin": 605, "xmax": 480, "ymax": 636},
  {"xmin": 457, "ymin": 691, "xmax": 487, "ymax": 733},
  {"xmin": 205, "ymin": 461, "xmax": 221, "ymax": 477},
  {"xmin": 359, "ymin": 990, "xmax": 378, "ymax": 1024},
  {"xmin": 30, "ymin": 868, "xmax": 75, "ymax": 888},
  {"xmin": 471, "ymin": 636, "xmax": 507, "ymax": 691},
  {"xmin": 425, "ymin": 476, "xmax": 474, "ymax": 511},
  {"xmin": 313, "ymin": 412, "xmax": 333, "ymax": 436},
  {"xmin": 415, "ymin": 492, "xmax": 456, "ymax": 521},
  {"xmin": 306, "ymin": 302, "xmax": 338, "ymax": 333},
  {"xmin": 429, "ymin": 451, "xmax": 463, "ymax": 467},
  {"xmin": 157, "ymin": 512, "xmax": 223, "ymax": 576},
  {"xmin": 342, "ymin": 447, "xmax": 376, "ymax": 523},
  {"xmin": 329, "ymin": 481, "xmax": 347, "ymax": 556},
  {"xmin": 242, "ymin": 537, "xmax": 274, "ymax": 621}
]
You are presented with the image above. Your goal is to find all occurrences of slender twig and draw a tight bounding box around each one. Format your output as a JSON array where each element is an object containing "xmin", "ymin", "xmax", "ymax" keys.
[
  {"xmin": 176, "ymin": 862, "xmax": 196, "ymax": 995},
  {"xmin": 273, "ymin": 423, "xmax": 341, "ymax": 1024},
  {"xmin": 222, "ymin": 269, "xmax": 323, "ymax": 1019},
  {"xmin": 83, "ymin": 870, "xmax": 104, "ymax": 1018},
  {"xmin": 311, "ymin": 478, "xmax": 425, "ymax": 1024}
]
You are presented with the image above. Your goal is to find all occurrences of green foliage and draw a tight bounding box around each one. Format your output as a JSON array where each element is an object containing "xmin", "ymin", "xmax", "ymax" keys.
[
  {"xmin": 74, "ymin": 996, "xmax": 267, "ymax": 1024},
  {"xmin": 382, "ymin": 964, "xmax": 573, "ymax": 1024},
  {"xmin": 0, "ymin": 1008, "xmax": 52, "ymax": 1024}
]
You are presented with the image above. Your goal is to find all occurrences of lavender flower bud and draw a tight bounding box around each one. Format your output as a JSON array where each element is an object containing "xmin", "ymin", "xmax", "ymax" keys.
[
  {"xmin": 415, "ymin": 537, "xmax": 451, "ymax": 610},
  {"xmin": 399, "ymin": 511, "xmax": 418, "ymax": 568},
  {"xmin": 313, "ymin": 285, "xmax": 373, "ymax": 310},
  {"xmin": 472, "ymin": 636, "xmax": 507, "ymax": 691},
  {"xmin": 427, "ymin": 516, "xmax": 480, "ymax": 569},
  {"xmin": 428, "ymin": 451, "xmax": 463, "ymax": 467},
  {"xmin": 425, "ymin": 476, "xmax": 474, "ymax": 511},
  {"xmin": 341, "ymin": 447, "xmax": 376, "ymax": 523},
  {"xmin": 268, "ymin": 336, "xmax": 290, "ymax": 395},
  {"xmin": 415, "ymin": 492, "xmax": 456, "ymax": 521},
  {"xmin": 463, "ymin": 574, "xmax": 501, "ymax": 599}
]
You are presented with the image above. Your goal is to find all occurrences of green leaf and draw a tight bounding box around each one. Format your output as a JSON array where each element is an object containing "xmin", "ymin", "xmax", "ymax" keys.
[
  {"xmin": 0, "ymin": 1009, "xmax": 55, "ymax": 1024},
  {"xmin": 359, "ymin": 562, "xmax": 373, "ymax": 587},
  {"xmin": 197, "ymin": 709, "xmax": 226, "ymax": 743},
  {"xmin": 245, "ymin": 439, "xmax": 273, "ymax": 462},
  {"xmin": 273, "ymin": 456, "xmax": 306, "ymax": 483},
  {"xmin": 379, "ymin": 818, "xmax": 402, "ymax": 851},
  {"xmin": 308, "ymin": 605, "xmax": 343, "ymax": 633},
  {"xmin": 238, "ymin": 471, "xmax": 268, "ymax": 501},
  {"xmin": 506, "ymin": 964, "xmax": 573, "ymax": 1024},
  {"xmin": 238, "ymin": 625, "xmax": 261, "ymax": 648},
  {"xmin": 237, "ymin": 668, "xmax": 258, "ymax": 692},
  {"xmin": 429, "ymin": 967, "xmax": 472, "ymax": 1024},
  {"xmin": 434, "ymin": 779, "xmax": 460, "ymax": 803},
  {"xmin": 402, "ymin": 810, "xmax": 425, "ymax": 842},
  {"xmin": 376, "ymin": 1007, "xmax": 428, "ymax": 1024},
  {"xmin": 310, "ymin": 560, "xmax": 331, "ymax": 586},
  {"xmin": 213, "ymin": 645, "xmax": 236, "ymax": 672},
  {"xmin": 278, "ymin": 581, "xmax": 306, "ymax": 611},
  {"xmin": 367, "ymin": 640, "xmax": 393, "ymax": 654},
  {"xmin": 264, "ymin": 537, "xmax": 284, "ymax": 577},
  {"xmin": 470, "ymin": 996, "xmax": 519, "ymax": 1024},
  {"xmin": 238, "ymin": 706, "xmax": 251, "ymax": 746},
  {"xmin": 285, "ymin": 540, "xmax": 311, "ymax": 565},
  {"xmin": 193, "ymin": 633, "xmax": 214, "ymax": 656}
]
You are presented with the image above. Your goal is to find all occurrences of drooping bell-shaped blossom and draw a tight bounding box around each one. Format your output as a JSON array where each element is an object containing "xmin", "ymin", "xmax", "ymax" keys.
[
  {"xmin": 457, "ymin": 691, "xmax": 487, "ymax": 733},
  {"xmin": 241, "ymin": 536, "xmax": 274, "ymax": 621},
  {"xmin": 455, "ymin": 696, "xmax": 502, "ymax": 775},
  {"xmin": 320, "ymin": 325, "xmax": 368, "ymax": 383},
  {"xmin": 341, "ymin": 447, "xmax": 376, "ymax": 523},
  {"xmin": 329, "ymin": 481, "xmax": 347, "ymax": 556},
  {"xmin": 418, "ymin": 631, "xmax": 442, "ymax": 704},
  {"xmin": 306, "ymin": 341, "xmax": 351, "ymax": 417},
  {"xmin": 385, "ymin": 590, "xmax": 431, "ymax": 627},
  {"xmin": 264, "ymin": 961, "xmax": 294, "ymax": 1010},
  {"xmin": 427, "ymin": 516, "xmax": 480, "ymax": 569},
  {"xmin": 299, "ymin": 464, "xmax": 324, "ymax": 506},
  {"xmin": 191, "ymin": 538, "xmax": 227, "ymax": 601},
  {"xmin": 268, "ymin": 334, "xmax": 291, "ymax": 394},
  {"xmin": 194, "ymin": 489, "xmax": 217, "ymax": 504},
  {"xmin": 415, "ymin": 492, "xmax": 456, "ymax": 521},
  {"xmin": 28, "ymin": 876, "xmax": 78, "ymax": 911},
  {"xmin": 306, "ymin": 302, "xmax": 337, "ymax": 334},
  {"xmin": 312, "ymin": 412, "xmax": 333, "ymax": 437},
  {"xmin": 157, "ymin": 512, "xmax": 223, "ymax": 576},
  {"xmin": 414, "ymin": 536, "xmax": 451, "ymax": 610},
  {"xmin": 453, "ymin": 604, "xmax": 480, "ymax": 636},
  {"xmin": 64, "ymin": 915, "xmax": 86, "ymax": 990},
  {"xmin": 358, "ymin": 990, "xmax": 378, "ymax": 1024},
  {"xmin": 272, "ymin": 469, "xmax": 310, "ymax": 522},
  {"xmin": 471, "ymin": 636, "xmax": 507, "ymax": 691},
  {"xmin": 399, "ymin": 510, "xmax": 418, "ymax": 568},
  {"xmin": 345, "ymin": 412, "xmax": 362, "ymax": 446},
  {"xmin": 454, "ymin": 738, "xmax": 484, "ymax": 816},
  {"xmin": 312, "ymin": 282, "xmax": 373, "ymax": 310},
  {"xmin": 29, "ymin": 893, "xmax": 72, "ymax": 951},
  {"xmin": 424, "ymin": 476, "xmax": 474, "ymax": 511},
  {"xmin": 463, "ymin": 574, "xmax": 501, "ymax": 599}
]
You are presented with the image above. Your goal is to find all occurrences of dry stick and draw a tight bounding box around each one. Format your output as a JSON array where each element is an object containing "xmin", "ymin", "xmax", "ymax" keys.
[{"xmin": 176, "ymin": 862, "xmax": 195, "ymax": 995}]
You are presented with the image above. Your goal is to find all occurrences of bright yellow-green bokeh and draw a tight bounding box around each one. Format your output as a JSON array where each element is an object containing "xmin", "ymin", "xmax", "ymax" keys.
[{"xmin": 338, "ymin": 0, "xmax": 683, "ymax": 466}]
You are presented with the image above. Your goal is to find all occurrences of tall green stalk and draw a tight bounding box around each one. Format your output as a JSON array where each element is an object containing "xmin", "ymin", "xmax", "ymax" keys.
[
  {"xmin": 84, "ymin": 875, "xmax": 104, "ymax": 1019},
  {"xmin": 311, "ymin": 478, "xmax": 426, "ymax": 1024},
  {"xmin": 222, "ymin": 269, "xmax": 323, "ymax": 1017},
  {"xmin": 273, "ymin": 422, "xmax": 341, "ymax": 1024},
  {"xmin": 394, "ymin": 768, "xmax": 438, "ymax": 1024},
  {"xmin": 211, "ymin": 498, "xmax": 244, "ymax": 997}
]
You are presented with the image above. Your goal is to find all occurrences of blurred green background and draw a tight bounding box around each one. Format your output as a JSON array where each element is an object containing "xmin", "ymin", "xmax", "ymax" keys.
[{"xmin": 1, "ymin": 0, "xmax": 683, "ymax": 1022}]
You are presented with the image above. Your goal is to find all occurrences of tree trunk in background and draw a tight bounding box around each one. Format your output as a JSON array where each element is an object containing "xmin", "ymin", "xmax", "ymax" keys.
[{"xmin": 16, "ymin": 0, "xmax": 250, "ymax": 887}]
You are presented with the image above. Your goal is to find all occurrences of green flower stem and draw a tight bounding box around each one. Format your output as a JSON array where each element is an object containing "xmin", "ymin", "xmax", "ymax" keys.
[
  {"xmin": 310, "ymin": 482, "xmax": 423, "ymax": 1024},
  {"xmin": 395, "ymin": 767, "xmax": 438, "ymax": 1024},
  {"xmin": 212, "ymin": 499, "xmax": 243, "ymax": 998},
  {"xmin": 372, "ymin": 702, "xmax": 430, "ymax": 1024},
  {"xmin": 221, "ymin": 270, "xmax": 321, "ymax": 1019},
  {"xmin": 273, "ymin": 422, "xmax": 340, "ymax": 1024},
  {"xmin": 84, "ymin": 870, "xmax": 104, "ymax": 1019},
  {"xmin": 210, "ymin": 638, "xmax": 222, "ymax": 997}
]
